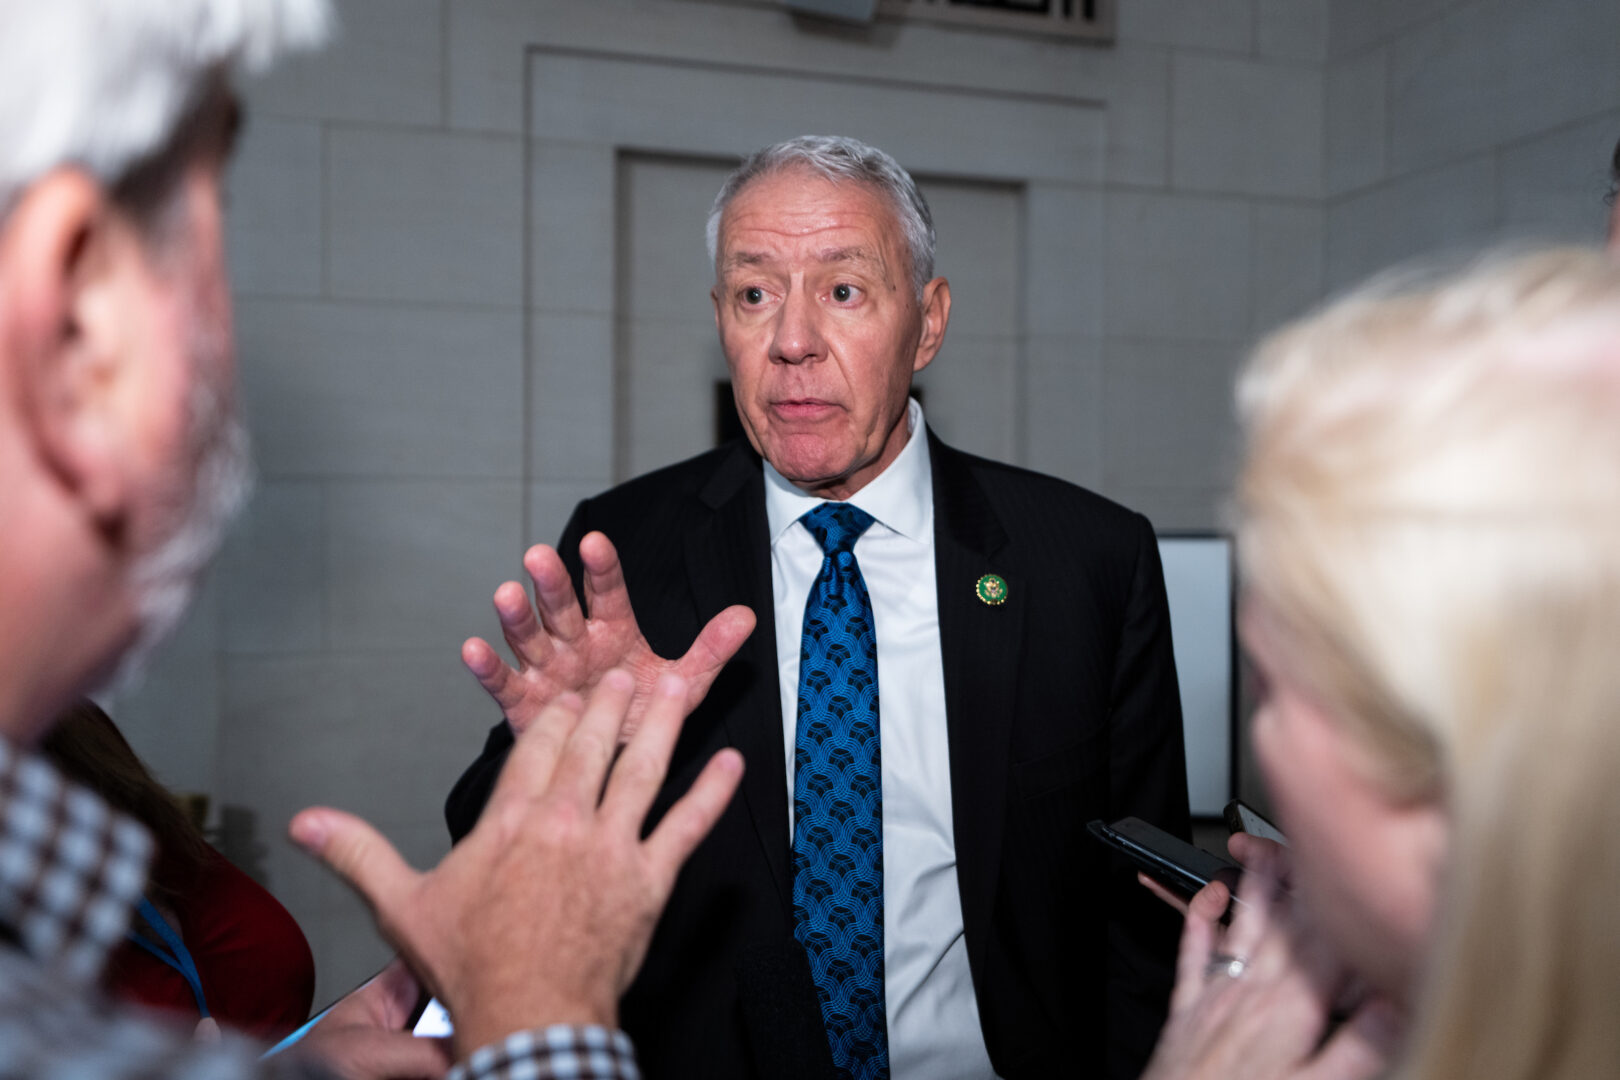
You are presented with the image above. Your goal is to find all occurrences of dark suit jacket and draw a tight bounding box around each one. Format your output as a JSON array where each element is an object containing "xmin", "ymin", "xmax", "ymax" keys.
[{"xmin": 446, "ymin": 434, "xmax": 1190, "ymax": 1080}]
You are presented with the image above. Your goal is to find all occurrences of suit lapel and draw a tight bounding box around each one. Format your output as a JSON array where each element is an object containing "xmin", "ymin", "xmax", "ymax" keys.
[
  {"xmin": 684, "ymin": 444, "xmax": 792, "ymax": 911},
  {"xmin": 930, "ymin": 434, "xmax": 1025, "ymax": 978}
]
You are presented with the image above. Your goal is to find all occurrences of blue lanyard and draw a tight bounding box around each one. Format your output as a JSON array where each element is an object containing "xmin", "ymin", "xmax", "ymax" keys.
[
  {"xmin": 125, "ymin": 897, "xmax": 210, "ymax": 1018},
  {"xmin": 262, "ymin": 1002, "xmax": 333, "ymax": 1057}
]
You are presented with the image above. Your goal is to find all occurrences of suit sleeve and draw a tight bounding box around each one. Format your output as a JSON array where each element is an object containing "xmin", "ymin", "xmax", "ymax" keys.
[
  {"xmin": 443, "ymin": 502, "xmax": 592, "ymax": 843},
  {"xmin": 1104, "ymin": 514, "xmax": 1191, "ymax": 1080}
]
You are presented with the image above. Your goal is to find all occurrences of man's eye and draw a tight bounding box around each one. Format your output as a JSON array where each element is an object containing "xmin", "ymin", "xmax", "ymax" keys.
[
  {"xmin": 742, "ymin": 286, "xmax": 765, "ymax": 305},
  {"xmin": 831, "ymin": 283, "xmax": 855, "ymax": 303}
]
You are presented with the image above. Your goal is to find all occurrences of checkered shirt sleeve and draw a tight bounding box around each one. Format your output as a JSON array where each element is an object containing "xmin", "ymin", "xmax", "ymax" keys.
[
  {"xmin": 448, "ymin": 1026, "xmax": 640, "ymax": 1080},
  {"xmin": 0, "ymin": 739, "xmax": 151, "ymax": 983}
]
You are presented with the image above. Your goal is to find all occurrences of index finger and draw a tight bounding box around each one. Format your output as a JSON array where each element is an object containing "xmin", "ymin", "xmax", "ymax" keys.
[
  {"xmin": 1221, "ymin": 857, "xmax": 1284, "ymax": 964},
  {"xmin": 1138, "ymin": 871, "xmax": 1190, "ymax": 916},
  {"xmin": 600, "ymin": 673, "xmax": 688, "ymax": 831},
  {"xmin": 1169, "ymin": 879, "xmax": 1230, "ymax": 1013},
  {"xmin": 491, "ymin": 690, "xmax": 586, "ymax": 805}
]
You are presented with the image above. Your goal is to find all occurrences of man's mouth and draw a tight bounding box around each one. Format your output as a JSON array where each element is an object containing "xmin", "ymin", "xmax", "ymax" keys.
[{"xmin": 770, "ymin": 398, "xmax": 839, "ymax": 421}]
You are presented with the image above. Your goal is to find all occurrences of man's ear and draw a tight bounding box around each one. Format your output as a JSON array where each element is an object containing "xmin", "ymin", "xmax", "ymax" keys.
[
  {"xmin": 0, "ymin": 169, "xmax": 144, "ymax": 529},
  {"xmin": 912, "ymin": 276, "xmax": 951, "ymax": 375}
]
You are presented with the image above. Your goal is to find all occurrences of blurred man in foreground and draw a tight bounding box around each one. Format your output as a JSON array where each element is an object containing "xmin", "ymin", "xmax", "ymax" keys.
[{"xmin": 0, "ymin": 2, "xmax": 737, "ymax": 1077}]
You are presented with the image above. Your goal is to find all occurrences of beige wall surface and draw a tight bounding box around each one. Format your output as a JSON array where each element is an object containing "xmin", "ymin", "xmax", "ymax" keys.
[{"xmin": 97, "ymin": 0, "xmax": 1618, "ymax": 1002}]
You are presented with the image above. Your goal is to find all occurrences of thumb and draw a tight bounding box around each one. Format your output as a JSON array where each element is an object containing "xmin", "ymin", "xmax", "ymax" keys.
[
  {"xmin": 366, "ymin": 956, "xmax": 428, "ymax": 1029},
  {"xmin": 680, "ymin": 605, "xmax": 756, "ymax": 692},
  {"xmin": 290, "ymin": 807, "xmax": 419, "ymax": 919}
]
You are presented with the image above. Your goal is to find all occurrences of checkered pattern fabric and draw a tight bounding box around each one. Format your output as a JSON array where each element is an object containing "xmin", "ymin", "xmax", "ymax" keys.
[
  {"xmin": 0, "ymin": 738, "xmax": 150, "ymax": 983},
  {"xmin": 0, "ymin": 738, "xmax": 332, "ymax": 1078},
  {"xmin": 0, "ymin": 738, "xmax": 640, "ymax": 1079},
  {"xmin": 0, "ymin": 948, "xmax": 321, "ymax": 1078},
  {"xmin": 447, "ymin": 1025, "xmax": 641, "ymax": 1080}
]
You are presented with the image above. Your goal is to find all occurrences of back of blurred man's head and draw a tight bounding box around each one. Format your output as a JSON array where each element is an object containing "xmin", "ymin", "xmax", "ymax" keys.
[{"xmin": 0, "ymin": 0, "xmax": 327, "ymax": 741}]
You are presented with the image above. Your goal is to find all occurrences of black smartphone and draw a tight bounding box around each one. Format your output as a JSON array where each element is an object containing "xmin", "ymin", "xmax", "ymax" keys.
[
  {"xmin": 1088, "ymin": 816, "xmax": 1241, "ymax": 902},
  {"xmin": 1223, "ymin": 798, "xmax": 1288, "ymax": 845}
]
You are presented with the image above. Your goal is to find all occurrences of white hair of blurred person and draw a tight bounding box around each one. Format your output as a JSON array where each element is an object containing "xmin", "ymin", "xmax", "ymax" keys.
[
  {"xmin": 0, "ymin": 0, "xmax": 328, "ymax": 715},
  {"xmin": 0, "ymin": 0, "xmax": 328, "ymax": 219},
  {"xmin": 1234, "ymin": 247, "xmax": 1620, "ymax": 1080}
]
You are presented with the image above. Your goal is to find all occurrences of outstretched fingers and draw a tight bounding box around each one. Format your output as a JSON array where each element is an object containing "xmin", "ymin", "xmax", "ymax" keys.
[
  {"xmin": 494, "ymin": 690, "xmax": 588, "ymax": 806},
  {"xmin": 601, "ymin": 674, "xmax": 688, "ymax": 830},
  {"xmin": 643, "ymin": 748, "xmax": 743, "ymax": 889},
  {"xmin": 461, "ymin": 637, "xmax": 530, "ymax": 717},
  {"xmin": 577, "ymin": 532, "xmax": 637, "ymax": 626},
  {"xmin": 675, "ymin": 605, "xmax": 757, "ymax": 706},
  {"xmin": 547, "ymin": 670, "xmax": 636, "ymax": 807},
  {"xmin": 524, "ymin": 544, "xmax": 588, "ymax": 646},
  {"xmin": 289, "ymin": 808, "xmax": 420, "ymax": 932}
]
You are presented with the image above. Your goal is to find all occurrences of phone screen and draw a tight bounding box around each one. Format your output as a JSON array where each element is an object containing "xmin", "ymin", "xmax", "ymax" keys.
[{"xmin": 412, "ymin": 997, "xmax": 453, "ymax": 1038}]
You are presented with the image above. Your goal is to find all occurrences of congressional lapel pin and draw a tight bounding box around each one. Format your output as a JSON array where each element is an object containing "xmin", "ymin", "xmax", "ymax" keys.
[{"xmin": 975, "ymin": 573, "xmax": 1009, "ymax": 606}]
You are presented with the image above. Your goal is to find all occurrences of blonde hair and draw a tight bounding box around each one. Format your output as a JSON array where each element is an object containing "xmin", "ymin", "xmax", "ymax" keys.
[{"xmin": 1235, "ymin": 248, "xmax": 1620, "ymax": 1080}]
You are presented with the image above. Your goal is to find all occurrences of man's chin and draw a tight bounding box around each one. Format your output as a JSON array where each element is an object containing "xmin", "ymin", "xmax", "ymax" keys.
[
  {"xmin": 93, "ymin": 578, "xmax": 199, "ymax": 698},
  {"xmin": 761, "ymin": 439, "xmax": 854, "ymax": 487},
  {"xmin": 102, "ymin": 414, "xmax": 253, "ymax": 698}
]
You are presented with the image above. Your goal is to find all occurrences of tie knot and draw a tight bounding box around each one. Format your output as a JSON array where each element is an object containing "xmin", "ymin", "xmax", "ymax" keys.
[{"xmin": 800, "ymin": 502, "xmax": 875, "ymax": 556}]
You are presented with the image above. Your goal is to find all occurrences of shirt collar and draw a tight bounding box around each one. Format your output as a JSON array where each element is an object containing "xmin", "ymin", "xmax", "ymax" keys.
[
  {"xmin": 764, "ymin": 397, "xmax": 934, "ymax": 544},
  {"xmin": 0, "ymin": 737, "xmax": 151, "ymax": 983}
]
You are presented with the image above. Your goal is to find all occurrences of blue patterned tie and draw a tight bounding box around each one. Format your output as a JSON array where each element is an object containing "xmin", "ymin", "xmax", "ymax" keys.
[{"xmin": 793, "ymin": 502, "xmax": 889, "ymax": 1080}]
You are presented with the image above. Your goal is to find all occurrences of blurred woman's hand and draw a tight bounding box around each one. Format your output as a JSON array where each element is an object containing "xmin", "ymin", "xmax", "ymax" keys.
[{"xmin": 1139, "ymin": 842, "xmax": 1400, "ymax": 1080}]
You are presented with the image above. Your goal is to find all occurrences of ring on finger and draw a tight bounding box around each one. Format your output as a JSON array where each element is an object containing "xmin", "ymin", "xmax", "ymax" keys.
[{"xmin": 1204, "ymin": 954, "xmax": 1247, "ymax": 980}]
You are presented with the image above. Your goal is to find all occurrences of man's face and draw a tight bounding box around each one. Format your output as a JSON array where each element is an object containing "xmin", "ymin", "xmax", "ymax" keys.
[{"xmin": 711, "ymin": 168, "xmax": 949, "ymax": 500}]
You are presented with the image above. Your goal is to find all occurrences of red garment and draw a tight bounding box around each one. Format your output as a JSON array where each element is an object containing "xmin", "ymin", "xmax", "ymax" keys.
[{"xmin": 103, "ymin": 850, "xmax": 315, "ymax": 1040}]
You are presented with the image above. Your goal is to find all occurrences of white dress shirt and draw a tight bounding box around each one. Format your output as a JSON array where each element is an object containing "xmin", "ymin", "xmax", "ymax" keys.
[{"xmin": 764, "ymin": 399, "xmax": 998, "ymax": 1080}]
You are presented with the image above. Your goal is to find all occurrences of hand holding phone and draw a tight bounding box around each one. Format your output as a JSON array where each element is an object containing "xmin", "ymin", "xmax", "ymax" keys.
[{"xmin": 1088, "ymin": 817, "xmax": 1241, "ymax": 903}]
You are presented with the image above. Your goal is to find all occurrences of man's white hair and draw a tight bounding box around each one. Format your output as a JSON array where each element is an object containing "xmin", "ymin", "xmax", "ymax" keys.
[
  {"xmin": 0, "ymin": 0, "xmax": 330, "ymax": 219},
  {"xmin": 707, "ymin": 135, "xmax": 937, "ymax": 300}
]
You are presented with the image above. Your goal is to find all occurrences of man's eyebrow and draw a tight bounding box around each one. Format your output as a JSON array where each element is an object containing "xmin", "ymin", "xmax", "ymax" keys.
[
  {"xmin": 718, "ymin": 245, "xmax": 892, "ymax": 285},
  {"xmin": 819, "ymin": 246, "xmax": 894, "ymax": 287},
  {"xmin": 721, "ymin": 251, "xmax": 772, "ymax": 272},
  {"xmin": 817, "ymin": 246, "xmax": 880, "ymax": 267}
]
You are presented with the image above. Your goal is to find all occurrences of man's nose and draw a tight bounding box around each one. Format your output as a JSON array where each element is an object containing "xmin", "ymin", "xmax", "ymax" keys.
[{"xmin": 768, "ymin": 285, "xmax": 824, "ymax": 365}]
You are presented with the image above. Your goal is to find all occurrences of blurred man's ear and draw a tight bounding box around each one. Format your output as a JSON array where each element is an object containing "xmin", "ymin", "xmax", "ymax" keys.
[{"xmin": 0, "ymin": 169, "xmax": 156, "ymax": 533}]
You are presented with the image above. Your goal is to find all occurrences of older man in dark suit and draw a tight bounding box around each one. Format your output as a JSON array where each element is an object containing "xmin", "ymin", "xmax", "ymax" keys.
[{"xmin": 447, "ymin": 136, "xmax": 1190, "ymax": 1080}]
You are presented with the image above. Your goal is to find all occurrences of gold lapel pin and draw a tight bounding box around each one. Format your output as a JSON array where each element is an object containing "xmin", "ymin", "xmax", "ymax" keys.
[{"xmin": 975, "ymin": 573, "xmax": 1009, "ymax": 606}]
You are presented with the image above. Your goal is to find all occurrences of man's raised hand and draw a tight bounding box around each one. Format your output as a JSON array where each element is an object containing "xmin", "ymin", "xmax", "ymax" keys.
[
  {"xmin": 462, "ymin": 531, "xmax": 755, "ymax": 737},
  {"xmin": 289, "ymin": 670, "xmax": 744, "ymax": 1060}
]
